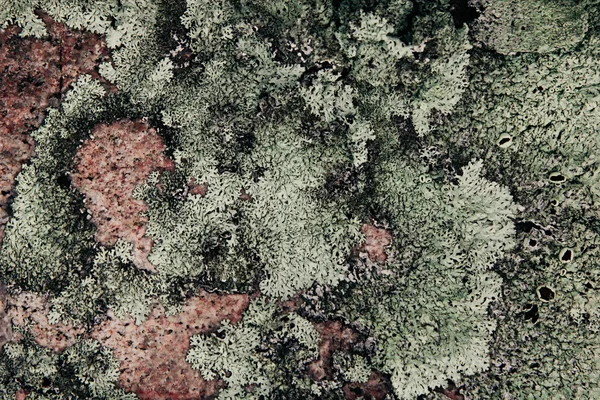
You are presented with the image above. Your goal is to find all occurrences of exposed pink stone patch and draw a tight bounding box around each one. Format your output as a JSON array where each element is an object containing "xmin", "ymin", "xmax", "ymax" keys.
[
  {"xmin": 239, "ymin": 187, "xmax": 253, "ymax": 202},
  {"xmin": 308, "ymin": 320, "xmax": 360, "ymax": 382},
  {"xmin": 3, "ymin": 289, "xmax": 250, "ymax": 399},
  {"xmin": 15, "ymin": 390, "xmax": 29, "ymax": 400},
  {"xmin": 71, "ymin": 120, "xmax": 175, "ymax": 272},
  {"xmin": 0, "ymin": 281, "xmax": 11, "ymax": 347},
  {"xmin": 343, "ymin": 372, "xmax": 391, "ymax": 400},
  {"xmin": 434, "ymin": 381, "xmax": 465, "ymax": 400},
  {"xmin": 188, "ymin": 178, "xmax": 208, "ymax": 197},
  {"xmin": 0, "ymin": 12, "xmax": 113, "ymax": 246},
  {"xmin": 358, "ymin": 223, "xmax": 392, "ymax": 263},
  {"xmin": 90, "ymin": 290, "xmax": 250, "ymax": 400},
  {"xmin": 6, "ymin": 291, "xmax": 84, "ymax": 353}
]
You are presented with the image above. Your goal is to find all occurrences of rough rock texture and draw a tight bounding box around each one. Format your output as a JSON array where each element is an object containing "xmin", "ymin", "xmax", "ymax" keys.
[
  {"xmin": 278, "ymin": 294, "xmax": 395, "ymax": 399},
  {"xmin": 15, "ymin": 390, "xmax": 29, "ymax": 400},
  {"xmin": 188, "ymin": 178, "xmax": 209, "ymax": 197},
  {"xmin": 343, "ymin": 372, "xmax": 391, "ymax": 400},
  {"xmin": 90, "ymin": 291, "xmax": 249, "ymax": 400},
  {"xmin": 434, "ymin": 381, "xmax": 465, "ymax": 400},
  {"xmin": 0, "ymin": 13, "xmax": 112, "ymax": 245},
  {"xmin": 6, "ymin": 291, "xmax": 84, "ymax": 353},
  {"xmin": 308, "ymin": 320, "xmax": 360, "ymax": 382},
  {"xmin": 0, "ymin": 13, "xmax": 402, "ymax": 400},
  {"xmin": 4, "ymin": 289, "xmax": 249, "ymax": 399},
  {"xmin": 239, "ymin": 187, "xmax": 253, "ymax": 202},
  {"xmin": 71, "ymin": 120, "xmax": 175, "ymax": 272},
  {"xmin": 0, "ymin": 281, "xmax": 11, "ymax": 347},
  {"xmin": 357, "ymin": 223, "xmax": 392, "ymax": 263}
]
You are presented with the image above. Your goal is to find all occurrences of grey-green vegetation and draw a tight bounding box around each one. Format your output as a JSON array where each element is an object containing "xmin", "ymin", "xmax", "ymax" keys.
[
  {"xmin": 0, "ymin": 0, "xmax": 599, "ymax": 398},
  {"xmin": 0, "ymin": 333, "xmax": 133, "ymax": 399}
]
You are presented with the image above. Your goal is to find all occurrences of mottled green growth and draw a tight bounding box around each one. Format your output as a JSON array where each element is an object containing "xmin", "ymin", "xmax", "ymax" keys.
[
  {"xmin": 438, "ymin": 11, "xmax": 600, "ymax": 399},
  {"xmin": 336, "ymin": 11, "xmax": 414, "ymax": 89},
  {"xmin": 0, "ymin": 337, "xmax": 134, "ymax": 399},
  {"xmin": 0, "ymin": 76, "xmax": 104, "ymax": 292},
  {"xmin": 463, "ymin": 223, "xmax": 600, "ymax": 399},
  {"xmin": 410, "ymin": 11, "xmax": 472, "ymax": 135},
  {"xmin": 337, "ymin": 147, "xmax": 515, "ymax": 398},
  {"xmin": 239, "ymin": 119, "xmax": 363, "ymax": 298},
  {"xmin": 187, "ymin": 298, "xmax": 321, "ymax": 399},
  {"xmin": 48, "ymin": 239, "xmax": 163, "ymax": 326},
  {"xmin": 300, "ymin": 69, "xmax": 356, "ymax": 122},
  {"xmin": 471, "ymin": 0, "xmax": 589, "ymax": 54},
  {"xmin": 4, "ymin": 0, "xmax": 600, "ymax": 398},
  {"xmin": 333, "ymin": 352, "xmax": 371, "ymax": 384}
]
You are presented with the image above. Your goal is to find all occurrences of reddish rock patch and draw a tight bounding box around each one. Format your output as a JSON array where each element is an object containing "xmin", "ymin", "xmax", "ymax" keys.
[
  {"xmin": 188, "ymin": 178, "xmax": 208, "ymax": 197},
  {"xmin": 71, "ymin": 120, "xmax": 175, "ymax": 272},
  {"xmin": 0, "ymin": 281, "xmax": 11, "ymax": 347},
  {"xmin": 15, "ymin": 390, "xmax": 29, "ymax": 400},
  {"xmin": 0, "ymin": 12, "xmax": 112, "ymax": 245},
  {"xmin": 357, "ymin": 223, "xmax": 392, "ymax": 263},
  {"xmin": 308, "ymin": 321, "xmax": 360, "ymax": 382},
  {"xmin": 6, "ymin": 291, "xmax": 84, "ymax": 353},
  {"xmin": 278, "ymin": 291, "xmax": 304, "ymax": 313},
  {"xmin": 434, "ymin": 381, "xmax": 465, "ymax": 400},
  {"xmin": 239, "ymin": 187, "xmax": 253, "ymax": 202},
  {"xmin": 2, "ymin": 289, "xmax": 249, "ymax": 399},
  {"xmin": 306, "ymin": 318, "xmax": 395, "ymax": 399},
  {"xmin": 343, "ymin": 372, "xmax": 391, "ymax": 400},
  {"xmin": 90, "ymin": 290, "xmax": 249, "ymax": 400}
]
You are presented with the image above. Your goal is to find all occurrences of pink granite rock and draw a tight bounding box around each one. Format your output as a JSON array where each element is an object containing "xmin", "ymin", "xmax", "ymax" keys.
[
  {"xmin": 71, "ymin": 120, "xmax": 175, "ymax": 272},
  {"xmin": 308, "ymin": 320, "xmax": 360, "ymax": 382},
  {"xmin": 357, "ymin": 223, "xmax": 392, "ymax": 263},
  {"xmin": 0, "ymin": 12, "xmax": 113, "ymax": 246},
  {"xmin": 90, "ymin": 291, "xmax": 250, "ymax": 400},
  {"xmin": 6, "ymin": 291, "xmax": 84, "ymax": 353},
  {"xmin": 343, "ymin": 372, "xmax": 392, "ymax": 400}
]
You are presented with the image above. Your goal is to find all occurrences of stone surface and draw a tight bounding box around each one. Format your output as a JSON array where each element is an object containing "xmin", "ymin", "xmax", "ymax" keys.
[
  {"xmin": 71, "ymin": 120, "xmax": 175, "ymax": 272},
  {"xmin": 343, "ymin": 372, "xmax": 391, "ymax": 400},
  {"xmin": 308, "ymin": 320, "xmax": 360, "ymax": 382},
  {"xmin": 90, "ymin": 291, "xmax": 249, "ymax": 400},
  {"xmin": 0, "ymin": 12, "xmax": 402, "ymax": 400},
  {"xmin": 358, "ymin": 223, "xmax": 392, "ymax": 263},
  {"xmin": 434, "ymin": 381, "xmax": 465, "ymax": 400},
  {"xmin": 0, "ymin": 12, "xmax": 112, "ymax": 246},
  {"xmin": 6, "ymin": 291, "xmax": 84, "ymax": 353},
  {"xmin": 188, "ymin": 178, "xmax": 209, "ymax": 197},
  {"xmin": 4, "ymin": 289, "xmax": 249, "ymax": 399},
  {"xmin": 0, "ymin": 281, "xmax": 11, "ymax": 347}
]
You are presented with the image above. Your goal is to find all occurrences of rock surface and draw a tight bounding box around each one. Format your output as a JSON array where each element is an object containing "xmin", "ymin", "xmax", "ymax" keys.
[
  {"xmin": 90, "ymin": 291, "xmax": 249, "ymax": 400},
  {"xmin": 71, "ymin": 120, "xmax": 175, "ymax": 272},
  {"xmin": 358, "ymin": 223, "xmax": 392, "ymax": 263},
  {"xmin": 0, "ymin": 12, "xmax": 112, "ymax": 245}
]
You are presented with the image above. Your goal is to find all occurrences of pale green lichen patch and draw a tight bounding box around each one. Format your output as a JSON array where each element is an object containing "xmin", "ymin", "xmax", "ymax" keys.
[{"xmin": 1, "ymin": 0, "xmax": 599, "ymax": 399}]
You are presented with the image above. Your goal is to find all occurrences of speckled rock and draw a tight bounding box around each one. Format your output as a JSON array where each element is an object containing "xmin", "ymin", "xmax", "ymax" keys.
[
  {"xmin": 188, "ymin": 178, "xmax": 209, "ymax": 197},
  {"xmin": 434, "ymin": 381, "xmax": 465, "ymax": 400},
  {"xmin": 0, "ymin": 281, "xmax": 11, "ymax": 347},
  {"xmin": 15, "ymin": 390, "xmax": 28, "ymax": 400},
  {"xmin": 0, "ymin": 12, "xmax": 112, "ymax": 246},
  {"xmin": 71, "ymin": 120, "xmax": 175, "ymax": 272},
  {"xmin": 357, "ymin": 223, "xmax": 392, "ymax": 264},
  {"xmin": 6, "ymin": 291, "xmax": 84, "ymax": 352},
  {"xmin": 343, "ymin": 372, "xmax": 392, "ymax": 400},
  {"xmin": 90, "ymin": 291, "xmax": 249, "ymax": 400},
  {"xmin": 4, "ymin": 289, "xmax": 249, "ymax": 399},
  {"xmin": 308, "ymin": 320, "xmax": 360, "ymax": 382}
]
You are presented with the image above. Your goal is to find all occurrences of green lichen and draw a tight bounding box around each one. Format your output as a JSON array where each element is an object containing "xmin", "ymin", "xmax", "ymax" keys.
[
  {"xmin": 437, "ymin": 9, "xmax": 600, "ymax": 399},
  {"xmin": 1, "ymin": 0, "xmax": 600, "ymax": 398},
  {"xmin": 0, "ymin": 335, "xmax": 133, "ymax": 399},
  {"xmin": 187, "ymin": 298, "xmax": 321, "ymax": 399},
  {"xmin": 471, "ymin": 0, "xmax": 590, "ymax": 54}
]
